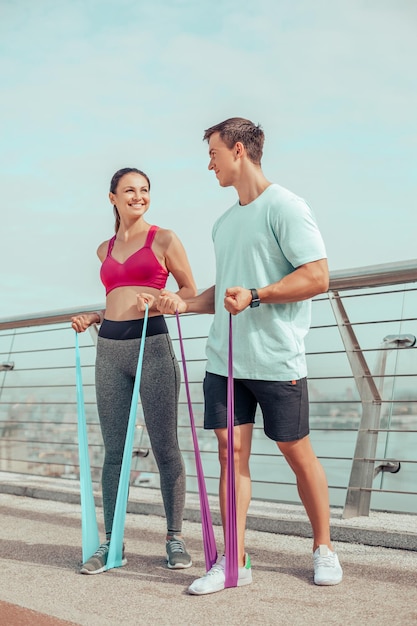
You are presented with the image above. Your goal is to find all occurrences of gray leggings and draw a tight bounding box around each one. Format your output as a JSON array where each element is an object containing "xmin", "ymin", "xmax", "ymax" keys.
[{"xmin": 95, "ymin": 332, "xmax": 185, "ymax": 536}]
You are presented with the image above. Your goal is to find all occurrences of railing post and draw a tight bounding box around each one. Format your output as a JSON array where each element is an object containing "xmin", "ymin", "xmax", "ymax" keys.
[{"xmin": 328, "ymin": 290, "xmax": 382, "ymax": 518}]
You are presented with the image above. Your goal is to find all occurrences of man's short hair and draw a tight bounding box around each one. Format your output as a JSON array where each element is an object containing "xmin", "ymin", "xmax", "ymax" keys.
[{"xmin": 203, "ymin": 117, "xmax": 264, "ymax": 165}]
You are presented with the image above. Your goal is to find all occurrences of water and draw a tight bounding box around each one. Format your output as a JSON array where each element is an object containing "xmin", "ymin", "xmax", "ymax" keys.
[{"xmin": 181, "ymin": 419, "xmax": 417, "ymax": 515}]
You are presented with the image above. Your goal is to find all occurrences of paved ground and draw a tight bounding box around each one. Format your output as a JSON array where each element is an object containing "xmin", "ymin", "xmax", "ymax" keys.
[
  {"xmin": 0, "ymin": 475, "xmax": 416, "ymax": 625},
  {"xmin": 0, "ymin": 600, "xmax": 79, "ymax": 626}
]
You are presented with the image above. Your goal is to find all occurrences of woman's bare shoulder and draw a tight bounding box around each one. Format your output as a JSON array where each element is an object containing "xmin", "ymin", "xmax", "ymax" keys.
[
  {"xmin": 154, "ymin": 227, "xmax": 179, "ymax": 247},
  {"xmin": 155, "ymin": 228, "xmax": 178, "ymax": 250},
  {"xmin": 97, "ymin": 238, "xmax": 111, "ymax": 261}
]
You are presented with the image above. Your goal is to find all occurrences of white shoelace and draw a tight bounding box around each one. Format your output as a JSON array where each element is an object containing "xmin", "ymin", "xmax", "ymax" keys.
[
  {"xmin": 315, "ymin": 553, "xmax": 336, "ymax": 567},
  {"xmin": 204, "ymin": 563, "xmax": 224, "ymax": 577},
  {"xmin": 93, "ymin": 543, "xmax": 109, "ymax": 558},
  {"xmin": 168, "ymin": 539, "xmax": 185, "ymax": 554}
]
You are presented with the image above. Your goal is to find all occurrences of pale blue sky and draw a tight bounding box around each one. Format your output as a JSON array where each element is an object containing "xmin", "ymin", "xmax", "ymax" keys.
[{"xmin": 1, "ymin": 0, "xmax": 416, "ymax": 318}]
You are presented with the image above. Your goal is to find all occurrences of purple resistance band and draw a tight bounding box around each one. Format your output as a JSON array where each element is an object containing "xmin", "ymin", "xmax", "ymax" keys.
[
  {"xmin": 175, "ymin": 311, "xmax": 217, "ymax": 571},
  {"xmin": 224, "ymin": 313, "xmax": 238, "ymax": 587}
]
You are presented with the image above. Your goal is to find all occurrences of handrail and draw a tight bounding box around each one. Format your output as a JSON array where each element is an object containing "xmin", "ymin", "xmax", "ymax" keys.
[
  {"xmin": 0, "ymin": 303, "xmax": 104, "ymax": 331},
  {"xmin": 329, "ymin": 259, "xmax": 417, "ymax": 291},
  {"xmin": 1, "ymin": 259, "xmax": 417, "ymax": 331}
]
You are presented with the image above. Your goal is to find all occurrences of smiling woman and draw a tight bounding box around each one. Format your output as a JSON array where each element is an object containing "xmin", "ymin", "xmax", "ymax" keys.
[
  {"xmin": 109, "ymin": 168, "xmax": 152, "ymax": 232},
  {"xmin": 70, "ymin": 166, "xmax": 197, "ymax": 575}
]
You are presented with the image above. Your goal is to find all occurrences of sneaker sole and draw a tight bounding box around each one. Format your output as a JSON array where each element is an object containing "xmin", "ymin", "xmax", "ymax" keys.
[
  {"xmin": 80, "ymin": 558, "xmax": 127, "ymax": 575},
  {"xmin": 188, "ymin": 581, "xmax": 224, "ymax": 595},
  {"xmin": 166, "ymin": 558, "xmax": 193, "ymax": 569},
  {"xmin": 314, "ymin": 575, "xmax": 343, "ymax": 586}
]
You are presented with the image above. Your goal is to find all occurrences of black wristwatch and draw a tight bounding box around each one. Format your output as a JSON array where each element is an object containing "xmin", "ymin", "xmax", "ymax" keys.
[{"xmin": 249, "ymin": 288, "xmax": 260, "ymax": 308}]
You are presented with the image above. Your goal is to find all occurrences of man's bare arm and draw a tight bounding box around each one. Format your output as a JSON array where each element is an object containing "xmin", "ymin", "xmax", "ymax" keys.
[
  {"xmin": 224, "ymin": 259, "xmax": 329, "ymax": 315},
  {"xmin": 158, "ymin": 285, "xmax": 215, "ymax": 315}
]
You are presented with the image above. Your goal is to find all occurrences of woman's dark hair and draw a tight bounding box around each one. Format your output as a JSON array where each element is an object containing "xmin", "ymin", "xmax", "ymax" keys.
[{"xmin": 110, "ymin": 168, "xmax": 151, "ymax": 232}]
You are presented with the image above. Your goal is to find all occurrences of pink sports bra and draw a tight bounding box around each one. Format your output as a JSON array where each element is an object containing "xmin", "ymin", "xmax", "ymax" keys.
[{"xmin": 100, "ymin": 225, "xmax": 169, "ymax": 295}]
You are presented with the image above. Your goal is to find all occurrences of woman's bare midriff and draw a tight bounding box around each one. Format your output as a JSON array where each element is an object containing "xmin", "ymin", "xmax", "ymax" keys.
[{"xmin": 104, "ymin": 285, "xmax": 162, "ymax": 320}]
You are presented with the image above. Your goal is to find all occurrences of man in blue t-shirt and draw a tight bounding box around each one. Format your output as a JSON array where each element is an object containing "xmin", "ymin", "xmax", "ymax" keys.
[{"xmin": 156, "ymin": 117, "xmax": 343, "ymax": 595}]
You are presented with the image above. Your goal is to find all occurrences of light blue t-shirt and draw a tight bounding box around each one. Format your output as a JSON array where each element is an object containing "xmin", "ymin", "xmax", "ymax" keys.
[{"xmin": 206, "ymin": 183, "xmax": 327, "ymax": 381}]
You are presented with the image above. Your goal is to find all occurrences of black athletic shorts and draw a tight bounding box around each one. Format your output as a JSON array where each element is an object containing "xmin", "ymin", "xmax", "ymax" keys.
[{"xmin": 203, "ymin": 372, "xmax": 309, "ymax": 442}]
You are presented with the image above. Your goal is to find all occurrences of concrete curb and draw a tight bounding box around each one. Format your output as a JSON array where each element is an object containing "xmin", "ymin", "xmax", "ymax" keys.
[{"xmin": 1, "ymin": 474, "xmax": 416, "ymax": 552}]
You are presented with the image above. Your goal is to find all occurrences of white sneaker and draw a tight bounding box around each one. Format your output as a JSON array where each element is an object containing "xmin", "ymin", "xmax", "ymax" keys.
[
  {"xmin": 188, "ymin": 553, "xmax": 252, "ymax": 595},
  {"xmin": 313, "ymin": 545, "xmax": 343, "ymax": 585}
]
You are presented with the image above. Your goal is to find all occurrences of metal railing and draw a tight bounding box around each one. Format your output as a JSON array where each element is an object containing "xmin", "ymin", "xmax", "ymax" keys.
[{"xmin": 1, "ymin": 259, "xmax": 416, "ymax": 518}]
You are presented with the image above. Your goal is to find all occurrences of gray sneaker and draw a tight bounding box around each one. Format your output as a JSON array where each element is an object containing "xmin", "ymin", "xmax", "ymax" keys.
[
  {"xmin": 166, "ymin": 535, "xmax": 192, "ymax": 569},
  {"xmin": 80, "ymin": 541, "xmax": 127, "ymax": 575}
]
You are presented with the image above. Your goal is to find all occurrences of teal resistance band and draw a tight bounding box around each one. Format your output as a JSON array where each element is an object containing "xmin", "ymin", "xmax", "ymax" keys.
[
  {"xmin": 106, "ymin": 304, "xmax": 149, "ymax": 569},
  {"xmin": 75, "ymin": 331, "xmax": 100, "ymax": 563},
  {"xmin": 75, "ymin": 304, "xmax": 149, "ymax": 570}
]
